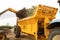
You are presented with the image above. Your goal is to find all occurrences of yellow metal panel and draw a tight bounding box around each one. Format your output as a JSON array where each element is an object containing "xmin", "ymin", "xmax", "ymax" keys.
[
  {"xmin": 18, "ymin": 17, "xmax": 38, "ymax": 35},
  {"xmin": 35, "ymin": 5, "xmax": 58, "ymax": 19}
]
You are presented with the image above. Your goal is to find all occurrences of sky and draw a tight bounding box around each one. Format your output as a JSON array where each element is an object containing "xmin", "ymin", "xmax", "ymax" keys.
[{"xmin": 0, "ymin": 0, "xmax": 60, "ymax": 26}]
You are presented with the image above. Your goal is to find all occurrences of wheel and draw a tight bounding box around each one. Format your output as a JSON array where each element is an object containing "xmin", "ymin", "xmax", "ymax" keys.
[
  {"xmin": 14, "ymin": 25, "xmax": 21, "ymax": 38},
  {"xmin": 0, "ymin": 33, "xmax": 7, "ymax": 40},
  {"xmin": 48, "ymin": 27, "xmax": 60, "ymax": 40}
]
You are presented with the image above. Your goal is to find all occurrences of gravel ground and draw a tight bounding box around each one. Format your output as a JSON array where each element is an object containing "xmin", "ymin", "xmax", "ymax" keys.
[{"xmin": 7, "ymin": 28, "xmax": 34, "ymax": 40}]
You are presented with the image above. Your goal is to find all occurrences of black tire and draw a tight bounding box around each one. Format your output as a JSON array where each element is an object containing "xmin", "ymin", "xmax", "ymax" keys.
[
  {"xmin": 14, "ymin": 25, "xmax": 21, "ymax": 38},
  {"xmin": 48, "ymin": 27, "xmax": 60, "ymax": 40}
]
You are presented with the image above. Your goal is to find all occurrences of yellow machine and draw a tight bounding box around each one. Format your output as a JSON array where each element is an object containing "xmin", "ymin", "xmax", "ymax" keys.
[
  {"xmin": 0, "ymin": 29, "xmax": 8, "ymax": 40},
  {"xmin": 0, "ymin": 5, "xmax": 58, "ymax": 40},
  {"xmin": 17, "ymin": 5, "xmax": 58, "ymax": 40}
]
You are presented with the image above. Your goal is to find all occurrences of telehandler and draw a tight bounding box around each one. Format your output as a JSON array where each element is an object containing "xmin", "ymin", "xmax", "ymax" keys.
[{"xmin": 0, "ymin": 4, "xmax": 59, "ymax": 40}]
